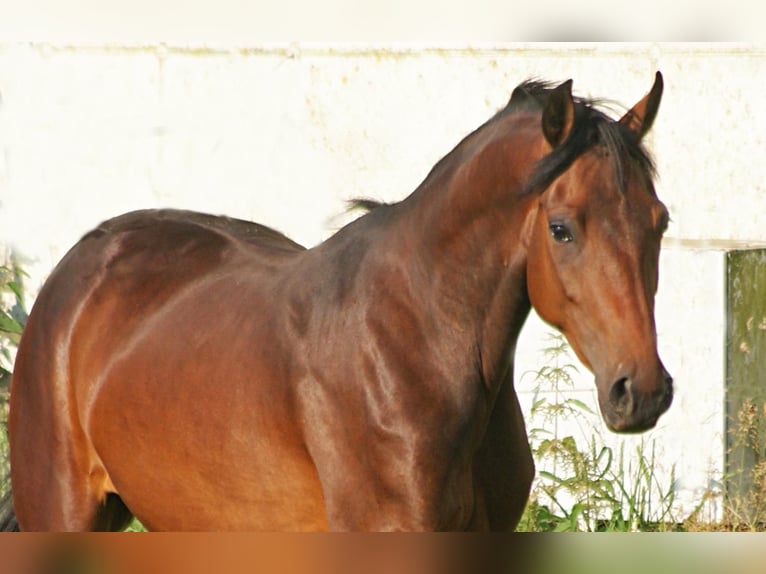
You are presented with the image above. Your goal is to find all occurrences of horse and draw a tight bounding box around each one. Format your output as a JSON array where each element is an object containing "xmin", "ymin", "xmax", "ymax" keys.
[{"xmin": 1, "ymin": 72, "xmax": 672, "ymax": 531}]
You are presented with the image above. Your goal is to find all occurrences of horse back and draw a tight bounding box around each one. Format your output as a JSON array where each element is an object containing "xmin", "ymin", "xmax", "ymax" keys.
[{"xmin": 24, "ymin": 208, "xmax": 305, "ymax": 384}]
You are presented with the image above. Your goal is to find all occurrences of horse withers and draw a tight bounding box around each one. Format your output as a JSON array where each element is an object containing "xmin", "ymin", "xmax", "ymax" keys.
[{"xmin": 1, "ymin": 72, "xmax": 671, "ymax": 531}]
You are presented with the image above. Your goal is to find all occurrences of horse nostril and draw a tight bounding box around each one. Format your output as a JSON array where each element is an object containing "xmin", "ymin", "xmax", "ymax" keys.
[
  {"xmin": 609, "ymin": 377, "xmax": 635, "ymax": 415},
  {"xmin": 606, "ymin": 371, "xmax": 672, "ymax": 431}
]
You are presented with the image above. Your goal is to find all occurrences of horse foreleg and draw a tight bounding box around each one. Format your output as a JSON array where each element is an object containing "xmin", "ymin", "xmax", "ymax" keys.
[{"xmin": 471, "ymin": 378, "xmax": 535, "ymax": 531}]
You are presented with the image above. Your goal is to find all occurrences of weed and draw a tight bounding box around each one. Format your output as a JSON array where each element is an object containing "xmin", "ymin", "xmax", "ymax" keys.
[
  {"xmin": 1, "ymin": 252, "xmax": 28, "ymax": 502},
  {"xmin": 518, "ymin": 333, "xmax": 680, "ymax": 532}
]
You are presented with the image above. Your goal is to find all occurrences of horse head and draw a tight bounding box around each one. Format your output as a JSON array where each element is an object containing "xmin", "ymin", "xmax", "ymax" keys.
[{"xmin": 524, "ymin": 73, "xmax": 672, "ymax": 432}]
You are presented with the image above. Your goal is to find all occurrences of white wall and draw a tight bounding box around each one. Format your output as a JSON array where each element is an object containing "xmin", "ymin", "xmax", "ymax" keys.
[
  {"xmin": 0, "ymin": 1, "xmax": 753, "ymax": 43},
  {"xmin": 1, "ymin": 42, "xmax": 764, "ymax": 521}
]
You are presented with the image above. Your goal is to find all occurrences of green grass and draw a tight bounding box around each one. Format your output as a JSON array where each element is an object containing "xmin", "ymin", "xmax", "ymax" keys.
[
  {"xmin": 518, "ymin": 333, "xmax": 680, "ymax": 532},
  {"xmin": 517, "ymin": 332, "xmax": 766, "ymax": 532}
]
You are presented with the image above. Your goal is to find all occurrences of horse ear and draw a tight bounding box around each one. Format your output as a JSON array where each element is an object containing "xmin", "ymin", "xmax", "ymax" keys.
[
  {"xmin": 619, "ymin": 71, "xmax": 663, "ymax": 139},
  {"xmin": 542, "ymin": 79, "xmax": 575, "ymax": 148}
]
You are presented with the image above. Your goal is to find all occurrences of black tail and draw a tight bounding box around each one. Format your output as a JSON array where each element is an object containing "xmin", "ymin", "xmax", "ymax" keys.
[{"xmin": 1, "ymin": 469, "xmax": 19, "ymax": 531}]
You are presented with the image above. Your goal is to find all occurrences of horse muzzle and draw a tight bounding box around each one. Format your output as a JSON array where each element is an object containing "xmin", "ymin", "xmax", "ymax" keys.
[{"xmin": 598, "ymin": 368, "xmax": 674, "ymax": 433}]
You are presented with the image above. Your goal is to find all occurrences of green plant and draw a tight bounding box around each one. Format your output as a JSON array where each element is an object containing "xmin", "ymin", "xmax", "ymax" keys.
[
  {"xmin": 518, "ymin": 332, "xmax": 679, "ymax": 532},
  {"xmin": 0, "ymin": 256, "xmax": 27, "ymax": 393},
  {"xmin": 726, "ymin": 397, "xmax": 766, "ymax": 529},
  {"xmin": 677, "ymin": 399, "xmax": 766, "ymax": 532},
  {"xmin": 1, "ymin": 251, "xmax": 28, "ymax": 501}
]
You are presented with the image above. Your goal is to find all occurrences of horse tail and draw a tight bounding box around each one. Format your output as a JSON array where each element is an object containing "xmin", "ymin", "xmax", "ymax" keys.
[{"xmin": 0, "ymin": 467, "xmax": 19, "ymax": 531}]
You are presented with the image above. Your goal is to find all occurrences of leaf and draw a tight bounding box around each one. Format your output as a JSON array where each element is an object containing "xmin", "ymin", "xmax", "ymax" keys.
[
  {"xmin": 531, "ymin": 397, "xmax": 548, "ymax": 412},
  {"xmin": 7, "ymin": 280, "xmax": 26, "ymax": 310},
  {"xmin": 0, "ymin": 310, "xmax": 24, "ymax": 335},
  {"xmin": 553, "ymin": 520, "xmax": 574, "ymax": 532},
  {"xmin": 564, "ymin": 397, "xmax": 596, "ymax": 415},
  {"xmin": 539, "ymin": 470, "xmax": 570, "ymax": 486},
  {"xmin": 594, "ymin": 445, "xmax": 614, "ymax": 479}
]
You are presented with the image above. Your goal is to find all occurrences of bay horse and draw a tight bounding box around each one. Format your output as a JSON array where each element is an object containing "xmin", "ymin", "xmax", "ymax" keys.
[{"xmin": 1, "ymin": 73, "xmax": 672, "ymax": 531}]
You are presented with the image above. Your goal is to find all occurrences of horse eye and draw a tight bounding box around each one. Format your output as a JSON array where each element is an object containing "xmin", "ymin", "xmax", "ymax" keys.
[{"xmin": 549, "ymin": 223, "xmax": 574, "ymax": 243}]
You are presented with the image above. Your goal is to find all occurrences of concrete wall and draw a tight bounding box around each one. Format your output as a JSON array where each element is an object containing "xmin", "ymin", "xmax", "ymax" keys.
[{"xmin": 1, "ymin": 42, "xmax": 764, "ymax": 521}]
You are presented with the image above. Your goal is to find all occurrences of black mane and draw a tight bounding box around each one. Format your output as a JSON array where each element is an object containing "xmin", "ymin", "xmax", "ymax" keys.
[
  {"xmin": 351, "ymin": 79, "xmax": 657, "ymax": 213},
  {"xmin": 503, "ymin": 79, "xmax": 657, "ymax": 195}
]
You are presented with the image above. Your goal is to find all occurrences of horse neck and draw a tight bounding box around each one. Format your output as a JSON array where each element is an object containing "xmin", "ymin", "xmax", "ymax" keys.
[{"xmin": 393, "ymin": 116, "xmax": 546, "ymax": 381}]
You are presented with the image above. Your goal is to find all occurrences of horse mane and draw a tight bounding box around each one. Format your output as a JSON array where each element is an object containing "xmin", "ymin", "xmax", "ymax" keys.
[
  {"xmin": 346, "ymin": 198, "xmax": 392, "ymax": 213},
  {"xmin": 349, "ymin": 78, "xmax": 657, "ymax": 212},
  {"xmin": 503, "ymin": 79, "xmax": 657, "ymax": 195}
]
